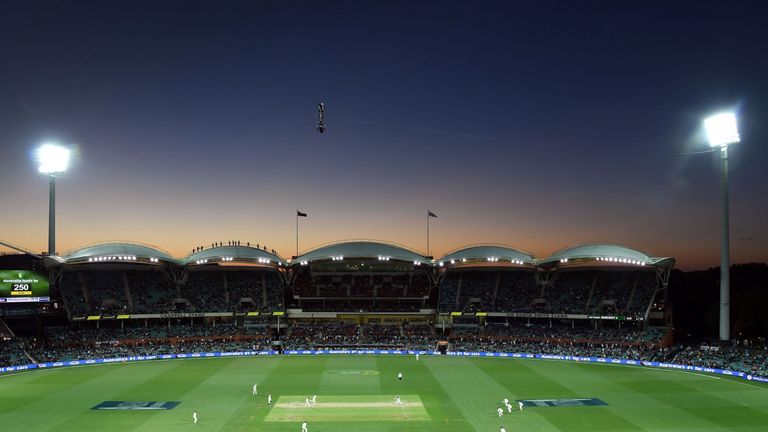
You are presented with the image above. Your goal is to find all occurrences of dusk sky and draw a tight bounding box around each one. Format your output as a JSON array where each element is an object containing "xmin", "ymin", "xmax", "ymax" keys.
[{"xmin": 1, "ymin": 1, "xmax": 766, "ymax": 269}]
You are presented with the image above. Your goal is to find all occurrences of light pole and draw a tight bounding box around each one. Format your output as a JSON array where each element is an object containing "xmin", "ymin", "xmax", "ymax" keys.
[
  {"xmin": 36, "ymin": 143, "xmax": 71, "ymax": 256},
  {"xmin": 704, "ymin": 112, "xmax": 740, "ymax": 341}
]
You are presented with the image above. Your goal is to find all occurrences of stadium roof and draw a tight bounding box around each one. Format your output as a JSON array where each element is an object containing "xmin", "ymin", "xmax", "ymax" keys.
[
  {"xmin": 539, "ymin": 243, "xmax": 675, "ymax": 269},
  {"xmin": 62, "ymin": 242, "xmax": 175, "ymax": 264},
  {"xmin": 183, "ymin": 245, "xmax": 284, "ymax": 267},
  {"xmin": 293, "ymin": 240, "xmax": 428, "ymax": 265},
  {"xmin": 438, "ymin": 244, "xmax": 535, "ymax": 267}
]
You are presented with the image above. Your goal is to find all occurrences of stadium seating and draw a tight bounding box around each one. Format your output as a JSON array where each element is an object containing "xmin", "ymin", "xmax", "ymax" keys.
[
  {"xmin": 0, "ymin": 339, "xmax": 29, "ymax": 367},
  {"xmin": 673, "ymin": 344, "xmax": 768, "ymax": 377},
  {"xmin": 437, "ymin": 269, "xmax": 659, "ymax": 318},
  {"xmin": 290, "ymin": 266, "xmax": 432, "ymax": 312}
]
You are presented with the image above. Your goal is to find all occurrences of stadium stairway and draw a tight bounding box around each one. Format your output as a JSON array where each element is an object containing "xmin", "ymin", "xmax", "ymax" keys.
[
  {"xmin": 0, "ymin": 319, "xmax": 38, "ymax": 365},
  {"xmin": 0, "ymin": 318, "xmax": 14, "ymax": 338},
  {"xmin": 23, "ymin": 346, "xmax": 38, "ymax": 365}
]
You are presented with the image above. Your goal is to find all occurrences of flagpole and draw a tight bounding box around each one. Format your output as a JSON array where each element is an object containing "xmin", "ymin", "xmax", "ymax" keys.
[{"xmin": 426, "ymin": 211, "xmax": 430, "ymax": 257}]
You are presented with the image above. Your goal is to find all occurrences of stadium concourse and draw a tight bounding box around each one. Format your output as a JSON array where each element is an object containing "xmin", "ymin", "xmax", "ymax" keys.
[{"xmin": 0, "ymin": 239, "xmax": 765, "ymax": 378}]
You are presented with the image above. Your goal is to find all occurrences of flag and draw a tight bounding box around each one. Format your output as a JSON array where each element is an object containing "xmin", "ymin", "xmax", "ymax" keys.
[
  {"xmin": 297, "ymin": 210, "xmax": 308, "ymax": 217},
  {"xmin": 427, "ymin": 210, "xmax": 437, "ymax": 218}
]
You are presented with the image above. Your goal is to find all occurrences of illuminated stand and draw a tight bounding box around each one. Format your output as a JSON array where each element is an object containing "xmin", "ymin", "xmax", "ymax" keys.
[
  {"xmin": 703, "ymin": 113, "xmax": 740, "ymax": 342},
  {"xmin": 36, "ymin": 143, "xmax": 71, "ymax": 256}
]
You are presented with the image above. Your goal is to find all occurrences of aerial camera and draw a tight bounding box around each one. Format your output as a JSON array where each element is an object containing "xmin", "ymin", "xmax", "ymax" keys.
[{"xmin": 316, "ymin": 102, "xmax": 325, "ymax": 133}]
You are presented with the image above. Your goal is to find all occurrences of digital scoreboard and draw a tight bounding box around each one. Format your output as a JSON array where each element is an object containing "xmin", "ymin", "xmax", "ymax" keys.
[{"xmin": 0, "ymin": 270, "xmax": 50, "ymax": 303}]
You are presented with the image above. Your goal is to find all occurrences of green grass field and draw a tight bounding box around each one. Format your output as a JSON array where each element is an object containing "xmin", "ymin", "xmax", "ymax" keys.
[{"xmin": 1, "ymin": 355, "xmax": 767, "ymax": 431}]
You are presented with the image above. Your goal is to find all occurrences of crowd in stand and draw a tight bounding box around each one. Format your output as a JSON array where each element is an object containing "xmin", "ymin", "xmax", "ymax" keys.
[
  {"xmin": 2, "ymin": 321, "xmax": 767, "ymax": 380},
  {"xmin": 673, "ymin": 342, "xmax": 768, "ymax": 377},
  {"xmin": 438, "ymin": 269, "xmax": 657, "ymax": 318},
  {"xmin": 25, "ymin": 339, "xmax": 269, "ymax": 363},
  {"xmin": 0, "ymin": 339, "xmax": 29, "ymax": 366},
  {"xmin": 289, "ymin": 267, "xmax": 433, "ymax": 312},
  {"xmin": 59, "ymin": 269, "xmax": 284, "ymax": 316},
  {"xmin": 126, "ymin": 271, "xmax": 177, "ymax": 314},
  {"xmin": 284, "ymin": 322, "xmax": 360, "ymax": 349},
  {"xmin": 17, "ymin": 323, "xmax": 271, "ymax": 363},
  {"xmin": 56, "ymin": 264, "xmax": 662, "ymax": 320}
]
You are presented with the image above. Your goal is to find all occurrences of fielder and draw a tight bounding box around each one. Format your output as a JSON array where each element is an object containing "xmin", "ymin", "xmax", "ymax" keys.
[
  {"xmin": 500, "ymin": 427, "xmax": 507, "ymax": 432},
  {"xmin": 505, "ymin": 402, "xmax": 513, "ymax": 413},
  {"xmin": 416, "ymin": 353, "xmax": 420, "ymax": 361},
  {"xmin": 518, "ymin": 401, "xmax": 524, "ymax": 411},
  {"xmin": 193, "ymin": 410, "xmax": 198, "ymax": 424},
  {"xmin": 268, "ymin": 394, "xmax": 272, "ymax": 406},
  {"xmin": 301, "ymin": 420, "xmax": 308, "ymax": 432},
  {"xmin": 252, "ymin": 383, "xmax": 258, "ymax": 395},
  {"xmin": 311, "ymin": 395, "xmax": 317, "ymax": 406},
  {"xmin": 497, "ymin": 406, "xmax": 504, "ymax": 417},
  {"xmin": 398, "ymin": 371, "xmax": 403, "ymax": 381},
  {"xmin": 502, "ymin": 398, "xmax": 509, "ymax": 405},
  {"xmin": 394, "ymin": 394, "xmax": 403, "ymax": 405},
  {"xmin": 305, "ymin": 397, "xmax": 311, "ymax": 407}
]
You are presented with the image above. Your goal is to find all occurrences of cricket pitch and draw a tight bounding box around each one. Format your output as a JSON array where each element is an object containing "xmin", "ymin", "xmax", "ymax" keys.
[{"xmin": 264, "ymin": 395, "xmax": 430, "ymax": 422}]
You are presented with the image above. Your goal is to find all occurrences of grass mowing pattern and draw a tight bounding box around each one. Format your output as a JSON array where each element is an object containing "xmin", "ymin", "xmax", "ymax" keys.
[{"xmin": 0, "ymin": 355, "xmax": 767, "ymax": 431}]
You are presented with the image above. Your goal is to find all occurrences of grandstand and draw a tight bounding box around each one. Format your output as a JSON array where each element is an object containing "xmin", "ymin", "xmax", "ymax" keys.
[
  {"xmin": 53, "ymin": 243, "xmax": 285, "ymax": 317},
  {"xmin": 1, "ymin": 239, "xmax": 692, "ymax": 372},
  {"xmin": 287, "ymin": 241, "xmax": 434, "ymax": 312}
]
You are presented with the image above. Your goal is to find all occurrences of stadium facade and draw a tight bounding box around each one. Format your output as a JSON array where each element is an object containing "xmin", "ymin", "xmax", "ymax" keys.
[{"xmin": 7, "ymin": 240, "xmax": 671, "ymax": 325}]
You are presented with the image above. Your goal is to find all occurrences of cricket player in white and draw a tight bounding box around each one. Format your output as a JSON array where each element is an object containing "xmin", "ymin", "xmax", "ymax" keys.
[
  {"xmin": 394, "ymin": 395, "xmax": 403, "ymax": 405},
  {"xmin": 305, "ymin": 397, "xmax": 311, "ymax": 407},
  {"xmin": 497, "ymin": 406, "xmax": 504, "ymax": 417},
  {"xmin": 252, "ymin": 383, "xmax": 258, "ymax": 395},
  {"xmin": 500, "ymin": 427, "xmax": 506, "ymax": 432},
  {"xmin": 502, "ymin": 398, "xmax": 509, "ymax": 405},
  {"xmin": 301, "ymin": 420, "xmax": 308, "ymax": 432},
  {"xmin": 193, "ymin": 410, "xmax": 198, "ymax": 424},
  {"xmin": 268, "ymin": 394, "xmax": 272, "ymax": 406},
  {"xmin": 311, "ymin": 395, "xmax": 317, "ymax": 406},
  {"xmin": 518, "ymin": 401, "xmax": 524, "ymax": 411},
  {"xmin": 416, "ymin": 353, "xmax": 419, "ymax": 361},
  {"xmin": 505, "ymin": 402, "xmax": 513, "ymax": 413},
  {"xmin": 398, "ymin": 371, "xmax": 403, "ymax": 381}
]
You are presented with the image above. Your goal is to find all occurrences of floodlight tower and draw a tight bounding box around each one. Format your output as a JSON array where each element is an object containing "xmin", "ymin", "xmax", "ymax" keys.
[
  {"xmin": 704, "ymin": 112, "xmax": 740, "ymax": 341},
  {"xmin": 36, "ymin": 143, "xmax": 71, "ymax": 256}
]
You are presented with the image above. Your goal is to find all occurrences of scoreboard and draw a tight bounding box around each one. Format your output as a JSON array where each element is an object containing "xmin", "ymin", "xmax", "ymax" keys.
[{"xmin": 0, "ymin": 270, "xmax": 50, "ymax": 303}]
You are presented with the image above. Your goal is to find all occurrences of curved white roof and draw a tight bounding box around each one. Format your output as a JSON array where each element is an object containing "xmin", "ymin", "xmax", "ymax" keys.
[
  {"xmin": 439, "ymin": 244, "xmax": 535, "ymax": 265},
  {"xmin": 64, "ymin": 242, "xmax": 175, "ymax": 263},
  {"xmin": 294, "ymin": 240, "xmax": 427, "ymax": 264},
  {"xmin": 540, "ymin": 243, "xmax": 674, "ymax": 268},
  {"xmin": 184, "ymin": 245, "xmax": 284, "ymax": 266}
]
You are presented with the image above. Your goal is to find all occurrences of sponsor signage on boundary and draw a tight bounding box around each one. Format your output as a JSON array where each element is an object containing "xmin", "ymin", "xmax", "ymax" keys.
[
  {"xmin": 0, "ymin": 351, "xmax": 277, "ymax": 374},
  {"xmin": 1, "ymin": 350, "xmax": 764, "ymax": 385},
  {"xmin": 92, "ymin": 401, "xmax": 180, "ymax": 410},
  {"xmin": 519, "ymin": 398, "xmax": 607, "ymax": 407},
  {"xmin": 479, "ymin": 312, "xmax": 645, "ymax": 321}
]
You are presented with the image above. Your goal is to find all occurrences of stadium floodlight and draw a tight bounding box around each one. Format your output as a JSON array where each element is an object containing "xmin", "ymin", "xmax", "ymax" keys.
[
  {"xmin": 704, "ymin": 112, "xmax": 740, "ymax": 341},
  {"xmin": 36, "ymin": 143, "xmax": 71, "ymax": 256},
  {"xmin": 37, "ymin": 143, "xmax": 71, "ymax": 174},
  {"xmin": 705, "ymin": 113, "xmax": 740, "ymax": 147}
]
